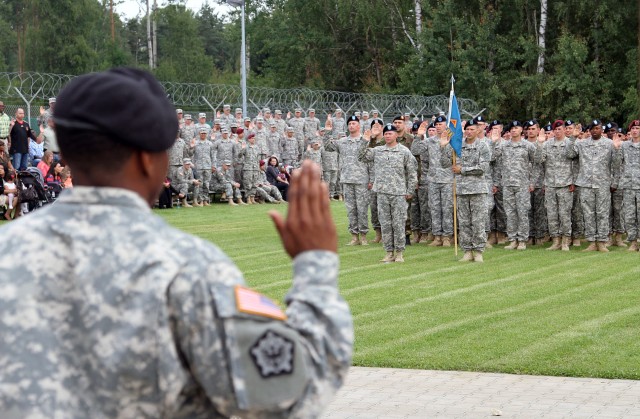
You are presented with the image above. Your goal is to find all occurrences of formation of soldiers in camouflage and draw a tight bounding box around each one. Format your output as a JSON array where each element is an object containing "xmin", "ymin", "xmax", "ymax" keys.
[{"xmin": 171, "ymin": 105, "xmax": 640, "ymax": 262}]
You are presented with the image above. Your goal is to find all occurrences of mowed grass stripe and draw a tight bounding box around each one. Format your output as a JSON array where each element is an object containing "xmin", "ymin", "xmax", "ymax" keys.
[{"xmin": 155, "ymin": 203, "xmax": 640, "ymax": 379}]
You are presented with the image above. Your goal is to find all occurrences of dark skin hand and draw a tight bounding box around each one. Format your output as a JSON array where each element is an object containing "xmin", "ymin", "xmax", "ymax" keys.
[{"xmin": 270, "ymin": 160, "xmax": 338, "ymax": 257}]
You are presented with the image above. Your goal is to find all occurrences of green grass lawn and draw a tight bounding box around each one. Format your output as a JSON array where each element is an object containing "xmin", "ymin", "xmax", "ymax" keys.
[{"xmin": 157, "ymin": 201, "xmax": 640, "ymax": 380}]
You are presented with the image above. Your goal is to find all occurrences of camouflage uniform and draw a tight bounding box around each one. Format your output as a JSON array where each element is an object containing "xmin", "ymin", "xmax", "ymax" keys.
[
  {"xmin": 193, "ymin": 138, "xmax": 216, "ymax": 203},
  {"xmin": 367, "ymin": 136, "xmax": 385, "ymax": 231},
  {"xmin": 358, "ymin": 141, "xmax": 418, "ymax": 252},
  {"xmin": 332, "ymin": 116, "xmax": 346, "ymax": 137},
  {"xmin": 409, "ymin": 136, "xmax": 431, "ymax": 235},
  {"xmin": 411, "ymin": 135, "xmax": 454, "ymax": 237},
  {"xmin": 180, "ymin": 122, "xmax": 197, "ymax": 141},
  {"xmin": 493, "ymin": 139, "xmax": 536, "ymax": 243},
  {"xmin": 571, "ymin": 157, "xmax": 584, "ymax": 238},
  {"xmin": 176, "ymin": 164, "xmax": 200, "ymax": 198},
  {"xmin": 441, "ymin": 139, "xmax": 490, "ymax": 253},
  {"xmin": 567, "ymin": 136, "xmax": 617, "ymax": 242},
  {"xmin": 610, "ymin": 154, "xmax": 625, "ymax": 235},
  {"xmin": 274, "ymin": 116, "xmax": 288, "ymax": 136},
  {"xmin": 194, "ymin": 122, "xmax": 212, "ymax": 139},
  {"xmin": 280, "ymin": 134, "xmax": 303, "ymax": 167},
  {"xmin": 322, "ymin": 136, "xmax": 340, "ymax": 198},
  {"xmin": 167, "ymin": 137, "xmax": 189, "ymax": 181},
  {"xmin": 254, "ymin": 125, "xmax": 268, "ymax": 160},
  {"xmin": 287, "ymin": 115, "xmax": 305, "ymax": 144},
  {"xmin": 303, "ymin": 115, "xmax": 321, "ymax": 146},
  {"xmin": 528, "ymin": 139, "xmax": 548, "ymax": 240},
  {"xmin": 266, "ymin": 128, "xmax": 282, "ymax": 158},
  {"xmin": 324, "ymin": 134, "xmax": 370, "ymax": 235},
  {"xmin": 219, "ymin": 112, "xmax": 234, "ymax": 129},
  {"xmin": 490, "ymin": 140, "xmax": 507, "ymax": 234},
  {"xmin": 238, "ymin": 143, "xmax": 261, "ymax": 198},
  {"xmin": 303, "ymin": 147, "xmax": 324, "ymax": 178},
  {"xmin": 212, "ymin": 136, "xmax": 238, "ymax": 169},
  {"xmin": 0, "ymin": 187, "xmax": 353, "ymax": 418},
  {"xmin": 616, "ymin": 141, "xmax": 640, "ymax": 241},
  {"xmin": 534, "ymin": 138, "xmax": 574, "ymax": 238},
  {"xmin": 212, "ymin": 166, "xmax": 241, "ymax": 199}
]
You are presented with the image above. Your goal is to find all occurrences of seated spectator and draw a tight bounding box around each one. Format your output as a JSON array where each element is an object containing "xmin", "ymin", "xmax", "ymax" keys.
[
  {"xmin": 37, "ymin": 151, "xmax": 54, "ymax": 178},
  {"xmin": 45, "ymin": 162, "xmax": 64, "ymax": 195},
  {"xmin": 2, "ymin": 167, "xmax": 19, "ymax": 220},
  {"xmin": 158, "ymin": 176, "xmax": 178, "ymax": 209},
  {"xmin": 0, "ymin": 142, "xmax": 14, "ymax": 173},
  {"xmin": 266, "ymin": 156, "xmax": 289, "ymax": 201},
  {"xmin": 29, "ymin": 136, "xmax": 44, "ymax": 167},
  {"xmin": 61, "ymin": 166, "xmax": 73, "ymax": 189}
]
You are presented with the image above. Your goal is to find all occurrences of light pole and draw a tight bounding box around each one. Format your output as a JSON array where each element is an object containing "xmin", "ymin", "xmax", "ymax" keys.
[{"xmin": 227, "ymin": 0, "xmax": 247, "ymax": 117}]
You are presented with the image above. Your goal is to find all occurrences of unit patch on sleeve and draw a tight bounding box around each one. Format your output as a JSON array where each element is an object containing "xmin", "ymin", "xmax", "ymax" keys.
[{"xmin": 250, "ymin": 330, "xmax": 294, "ymax": 378}]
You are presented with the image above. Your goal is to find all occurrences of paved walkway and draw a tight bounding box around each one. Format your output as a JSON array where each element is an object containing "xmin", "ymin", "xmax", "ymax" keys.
[{"xmin": 323, "ymin": 367, "xmax": 640, "ymax": 418}]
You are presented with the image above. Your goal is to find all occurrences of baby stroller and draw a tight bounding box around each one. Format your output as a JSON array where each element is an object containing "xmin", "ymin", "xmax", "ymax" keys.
[{"xmin": 18, "ymin": 167, "xmax": 53, "ymax": 212}]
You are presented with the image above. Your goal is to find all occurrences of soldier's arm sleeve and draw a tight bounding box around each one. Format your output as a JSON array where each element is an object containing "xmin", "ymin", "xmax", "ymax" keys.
[
  {"xmin": 410, "ymin": 136, "xmax": 427, "ymax": 156},
  {"xmin": 167, "ymin": 250, "xmax": 353, "ymax": 418},
  {"xmin": 565, "ymin": 136, "xmax": 578, "ymax": 159},
  {"xmin": 406, "ymin": 152, "xmax": 418, "ymax": 193},
  {"xmin": 611, "ymin": 145, "xmax": 623, "ymax": 189},
  {"xmin": 357, "ymin": 140, "xmax": 374, "ymax": 163},
  {"xmin": 322, "ymin": 134, "xmax": 337, "ymax": 152},
  {"xmin": 439, "ymin": 144, "xmax": 453, "ymax": 168},
  {"xmin": 533, "ymin": 141, "xmax": 545, "ymax": 164},
  {"xmin": 467, "ymin": 142, "xmax": 491, "ymax": 176},
  {"xmin": 490, "ymin": 141, "xmax": 502, "ymax": 161}
]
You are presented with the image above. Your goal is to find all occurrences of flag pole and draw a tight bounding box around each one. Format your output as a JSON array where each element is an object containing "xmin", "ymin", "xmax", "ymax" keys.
[{"xmin": 447, "ymin": 75, "xmax": 458, "ymax": 257}]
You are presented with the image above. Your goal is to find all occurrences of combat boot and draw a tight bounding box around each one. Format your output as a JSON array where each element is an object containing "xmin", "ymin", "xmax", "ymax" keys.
[
  {"xmin": 360, "ymin": 233, "xmax": 369, "ymax": 246},
  {"xmin": 429, "ymin": 236, "xmax": 443, "ymax": 247},
  {"xmin": 561, "ymin": 236, "xmax": 571, "ymax": 251},
  {"xmin": 473, "ymin": 252, "xmax": 484, "ymax": 263},
  {"xmin": 380, "ymin": 252, "xmax": 395, "ymax": 263},
  {"xmin": 459, "ymin": 251, "xmax": 474, "ymax": 262},
  {"xmin": 347, "ymin": 234, "xmax": 360, "ymax": 246},
  {"xmin": 517, "ymin": 241, "xmax": 527, "ymax": 250},
  {"xmin": 543, "ymin": 234, "xmax": 551, "ymax": 243},
  {"xmin": 527, "ymin": 238, "xmax": 534, "ymax": 245},
  {"xmin": 228, "ymin": 198, "xmax": 238, "ymax": 206},
  {"xmin": 485, "ymin": 240, "xmax": 493, "ymax": 249},
  {"xmin": 192, "ymin": 198, "xmax": 203, "ymax": 207},
  {"xmin": 246, "ymin": 196, "xmax": 254, "ymax": 205},
  {"xmin": 497, "ymin": 232, "xmax": 507, "ymax": 244},
  {"xmin": 338, "ymin": 194, "xmax": 344, "ymax": 201},
  {"xmin": 504, "ymin": 241, "xmax": 518, "ymax": 250},
  {"xmin": 419, "ymin": 233, "xmax": 433, "ymax": 243},
  {"xmin": 202, "ymin": 200, "xmax": 211, "ymax": 207},
  {"xmin": 442, "ymin": 236, "xmax": 452, "ymax": 247},
  {"xmin": 613, "ymin": 233, "xmax": 627, "ymax": 247},
  {"xmin": 488, "ymin": 232, "xmax": 497, "ymax": 245},
  {"xmin": 546, "ymin": 237, "xmax": 561, "ymax": 251},
  {"xmin": 628, "ymin": 240, "xmax": 638, "ymax": 252},
  {"xmin": 605, "ymin": 235, "xmax": 612, "ymax": 247},
  {"xmin": 372, "ymin": 229, "xmax": 382, "ymax": 243},
  {"xmin": 181, "ymin": 198, "xmax": 192, "ymax": 208},
  {"xmin": 221, "ymin": 192, "xmax": 227, "ymax": 200},
  {"xmin": 237, "ymin": 198, "xmax": 248, "ymax": 205},
  {"xmin": 583, "ymin": 242, "xmax": 597, "ymax": 252},
  {"xmin": 394, "ymin": 252, "xmax": 405, "ymax": 263},
  {"xmin": 411, "ymin": 231, "xmax": 421, "ymax": 244},
  {"xmin": 597, "ymin": 241, "xmax": 609, "ymax": 252},
  {"xmin": 572, "ymin": 237, "xmax": 581, "ymax": 247}
]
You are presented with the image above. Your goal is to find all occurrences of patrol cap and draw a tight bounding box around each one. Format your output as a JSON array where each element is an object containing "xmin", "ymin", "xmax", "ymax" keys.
[
  {"xmin": 552, "ymin": 120, "xmax": 565, "ymax": 129},
  {"xmin": 310, "ymin": 138, "xmax": 320, "ymax": 145},
  {"xmin": 222, "ymin": 159, "xmax": 232, "ymax": 166},
  {"xmin": 235, "ymin": 107, "xmax": 243, "ymax": 113},
  {"xmin": 393, "ymin": 115, "xmax": 404, "ymax": 122},
  {"xmin": 275, "ymin": 109, "xmax": 282, "ymax": 115},
  {"xmin": 263, "ymin": 107, "xmax": 271, "ymax": 113},
  {"xmin": 221, "ymin": 128, "xmax": 230, "ymax": 134},
  {"xmin": 199, "ymin": 128, "xmax": 208, "ymax": 134},
  {"xmin": 435, "ymin": 115, "xmax": 447, "ymax": 123},
  {"xmin": 383, "ymin": 123, "xmax": 397, "ymax": 134},
  {"xmin": 348, "ymin": 115, "xmax": 360, "ymax": 123},
  {"xmin": 362, "ymin": 111, "xmax": 369, "ymax": 117},
  {"xmin": 214, "ymin": 119, "xmax": 221, "ymax": 124},
  {"xmin": 544, "ymin": 124, "xmax": 553, "ymax": 132},
  {"xmin": 256, "ymin": 117, "xmax": 264, "ymax": 122},
  {"xmin": 335, "ymin": 108, "xmax": 343, "ymax": 113},
  {"xmin": 223, "ymin": 104, "xmax": 230, "ymax": 109},
  {"xmin": 404, "ymin": 112, "xmax": 410, "ymax": 117},
  {"xmin": 565, "ymin": 119, "xmax": 575, "ymax": 126},
  {"xmin": 183, "ymin": 158, "xmax": 192, "ymax": 164},
  {"xmin": 294, "ymin": 108, "xmax": 302, "ymax": 113},
  {"xmin": 54, "ymin": 67, "xmax": 177, "ymax": 152},
  {"xmin": 286, "ymin": 126, "xmax": 295, "ymax": 132},
  {"xmin": 588, "ymin": 119, "xmax": 602, "ymax": 129},
  {"xmin": 244, "ymin": 117, "xmax": 251, "ymax": 122},
  {"xmin": 198, "ymin": 112, "xmax": 206, "ymax": 119},
  {"xmin": 269, "ymin": 121, "xmax": 277, "ymax": 127},
  {"xmin": 371, "ymin": 109, "xmax": 379, "ymax": 114},
  {"xmin": 184, "ymin": 114, "xmax": 192, "ymax": 120},
  {"xmin": 176, "ymin": 108, "xmax": 183, "ymax": 114},
  {"xmin": 371, "ymin": 118, "xmax": 384, "ymax": 127},
  {"xmin": 488, "ymin": 119, "xmax": 501, "ymax": 128},
  {"xmin": 308, "ymin": 108, "xmax": 316, "ymax": 113},
  {"xmin": 355, "ymin": 111, "xmax": 361, "ymax": 117},
  {"xmin": 628, "ymin": 120, "xmax": 640, "ymax": 131},
  {"xmin": 49, "ymin": 97, "xmax": 56, "ymax": 103}
]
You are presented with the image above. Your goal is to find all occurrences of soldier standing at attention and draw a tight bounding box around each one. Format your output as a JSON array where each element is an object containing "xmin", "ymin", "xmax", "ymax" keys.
[
  {"xmin": 525, "ymin": 120, "xmax": 549, "ymax": 244},
  {"xmin": 192, "ymin": 128, "xmax": 216, "ymax": 206},
  {"xmin": 567, "ymin": 120, "xmax": 621, "ymax": 252},
  {"xmin": 0, "ymin": 69, "xmax": 352, "ymax": 419},
  {"xmin": 219, "ymin": 104, "xmax": 234, "ymax": 128},
  {"xmin": 440, "ymin": 119, "xmax": 491, "ymax": 262},
  {"xmin": 358, "ymin": 123, "xmax": 417, "ymax": 263},
  {"xmin": 167, "ymin": 131, "xmax": 190, "ymax": 182},
  {"xmin": 332, "ymin": 109, "xmax": 346, "ymax": 137},
  {"xmin": 274, "ymin": 109, "xmax": 287, "ymax": 135},
  {"xmin": 324, "ymin": 115, "xmax": 371, "ymax": 245},
  {"xmin": 287, "ymin": 108, "xmax": 305, "ymax": 144},
  {"xmin": 238, "ymin": 133, "xmax": 262, "ymax": 204},
  {"xmin": 409, "ymin": 121, "xmax": 433, "ymax": 244},
  {"xmin": 180, "ymin": 114, "xmax": 197, "ymax": 141},
  {"xmin": 281, "ymin": 126, "xmax": 303, "ymax": 167},
  {"xmin": 617, "ymin": 120, "xmax": 640, "ymax": 251},
  {"xmin": 534, "ymin": 120, "xmax": 575, "ymax": 251},
  {"xmin": 194, "ymin": 112, "xmax": 212, "ymax": 138},
  {"xmin": 494, "ymin": 121, "xmax": 536, "ymax": 250},
  {"xmin": 368, "ymin": 118, "xmax": 386, "ymax": 243},
  {"xmin": 304, "ymin": 108, "xmax": 321, "ymax": 147}
]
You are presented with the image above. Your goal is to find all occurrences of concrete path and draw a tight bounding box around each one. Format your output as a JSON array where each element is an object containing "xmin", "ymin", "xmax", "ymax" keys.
[{"xmin": 323, "ymin": 367, "xmax": 640, "ymax": 418}]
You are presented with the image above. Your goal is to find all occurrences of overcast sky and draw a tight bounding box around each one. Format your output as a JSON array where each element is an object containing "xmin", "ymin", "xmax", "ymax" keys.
[{"xmin": 115, "ymin": 0, "xmax": 231, "ymax": 19}]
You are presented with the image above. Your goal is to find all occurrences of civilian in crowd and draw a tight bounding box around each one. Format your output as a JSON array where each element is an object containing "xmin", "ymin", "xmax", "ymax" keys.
[
  {"xmin": 0, "ymin": 142, "xmax": 14, "ymax": 173},
  {"xmin": 37, "ymin": 151, "xmax": 54, "ymax": 178},
  {"xmin": 29, "ymin": 133, "xmax": 45, "ymax": 166},
  {"xmin": 267, "ymin": 156, "xmax": 289, "ymax": 200},
  {"xmin": 9, "ymin": 108, "xmax": 38, "ymax": 171},
  {"xmin": 45, "ymin": 162, "xmax": 64, "ymax": 195},
  {"xmin": 3, "ymin": 169, "xmax": 18, "ymax": 220}
]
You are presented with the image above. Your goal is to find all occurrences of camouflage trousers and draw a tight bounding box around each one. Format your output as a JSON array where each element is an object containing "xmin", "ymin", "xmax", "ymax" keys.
[
  {"xmin": 490, "ymin": 188, "xmax": 507, "ymax": 233},
  {"xmin": 410, "ymin": 185, "xmax": 431, "ymax": 234},
  {"xmin": 378, "ymin": 193, "xmax": 409, "ymax": 252},
  {"xmin": 234, "ymin": 163, "xmax": 244, "ymax": 184},
  {"xmin": 485, "ymin": 189, "xmax": 494, "ymax": 232},
  {"xmin": 623, "ymin": 189, "xmax": 640, "ymax": 241},
  {"xmin": 343, "ymin": 183, "xmax": 370, "ymax": 234},
  {"xmin": 610, "ymin": 188, "xmax": 625, "ymax": 233},
  {"xmin": 457, "ymin": 193, "xmax": 488, "ymax": 252},
  {"xmin": 195, "ymin": 169, "xmax": 212, "ymax": 203},
  {"xmin": 503, "ymin": 185, "xmax": 531, "ymax": 242},
  {"xmin": 579, "ymin": 186, "xmax": 611, "ymax": 242},
  {"xmin": 223, "ymin": 183, "xmax": 242, "ymax": 199},
  {"xmin": 429, "ymin": 182, "xmax": 454, "ymax": 236},
  {"xmin": 168, "ymin": 165, "xmax": 181, "ymax": 184},
  {"xmin": 178, "ymin": 181, "xmax": 199, "ymax": 200},
  {"xmin": 242, "ymin": 171, "xmax": 259, "ymax": 197},
  {"xmin": 528, "ymin": 188, "xmax": 548, "ymax": 239},
  {"xmin": 545, "ymin": 186, "xmax": 573, "ymax": 238},
  {"xmin": 323, "ymin": 169, "xmax": 339, "ymax": 197},
  {"xmin": 256, "ymin": 185, "xmax": 282, "ymax": 202},
  {"xmin": 370, "ymin": 191, "xmax": 380, "ymax": 230},
  {"xmin": 571, "ymin": 187, "xmax": 584, "ymax": 238}
]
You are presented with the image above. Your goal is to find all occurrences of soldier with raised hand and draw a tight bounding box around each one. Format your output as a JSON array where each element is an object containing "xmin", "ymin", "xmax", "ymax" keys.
[
  {"xmin": 281, "ymin": 126, "xmax": 303, "ymax": 167},
  {"xmin": 565, "ymin": 120, "xmax": 584, "ymax": 246},
  {"xmin": 332, "ymin": 108, "xmax": 346, "ymax": 137},
  {"xmin": 494, "ymin": 121, "xmax": 536, "ymax": 250},
  {"xmin": 617, "ymin": 120, "xmax": 640, "ymax": 251},
  {"xmin": 304, "ymin": 108, "xmax": 321, "ymax": 146},
  {"xmin": 488, "ymin": 120, "xmax": 507, "ymax": 244},
  {"xmin": 287, "ymin": 108, "xmax": 305, "ymax": 143},
  {"xmin": 368, "ymin": 118, "xmax": 386, "ymax": 243},
  {"xmin": 176, "ymin": 158, "xmax": 201, "ymax": 207},
  {"xmin": 534, "ymin": 120, "xmax": 575, "ymax": 251},
  {"xmin": 525, "ymin": 119, "xmax": 549, "ymax": 244},
  {"xmin": 322, "ymin": 126, "xmax": 340, "ymax": 201},
  {"xmin": 409, "ymin": 121, "xmax": 433, "ymax": 243},
  {"xmin": 324, "ymin": 115, "xmax": 371, "ymax": 245},
  {"xmin": 192, "ymin": 128, "xmax": 216, "ymax": 206},
  {"xmin": 358, "ymin": 123, "xmax": 418, "ymax": 262},
  {"xmin": 180, "ymin": 113, "xmax": 197, "ymax": 141},
  {"xmin": 567, "ymin": 119, "xmax": 621, "ymax": 252},
  {"xmin": 219, "ymin": 104, "xmax": 234, "ymax": 128},
  {"xmin": 605, "ymin": 122, "xmax": 627, "ymax": 247},
  {"xmin": 440, "ymin": 119, "xmax": 491, "ymax": 262}
]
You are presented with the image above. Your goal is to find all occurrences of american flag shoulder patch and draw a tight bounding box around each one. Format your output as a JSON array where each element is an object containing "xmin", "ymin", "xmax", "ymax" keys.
[{"xmin": 235, "ymin": 286, "xmax": 287, "ymax": 320}]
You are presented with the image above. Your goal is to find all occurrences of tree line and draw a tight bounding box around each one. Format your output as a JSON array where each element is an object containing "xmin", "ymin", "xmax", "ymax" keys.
[{"xmin": 1, "ymin": 0, "xmax": 638, "ymax": 125}]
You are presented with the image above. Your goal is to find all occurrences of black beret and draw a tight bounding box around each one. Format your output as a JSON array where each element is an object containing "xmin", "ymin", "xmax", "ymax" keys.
[
  {"xmin": 509, "ymin": 120, "xmax": 522, "ymax": 129},
  {"xmin": 383, "ymin": 123, "xmax": 397, "ymax": 134},
  {"xmin": 473, "ymin": 115, "xmax": 486, "ymax": 124},
  {"xmin": 604, "ymin": 122, "xmax": 618, "ymax": 133},
  {"xmin": 466, "ymin": 119, "xmax": 478, "ymax": 127},
  {"xmin": 370, "ymin": 118, "xmax": 384, "ymax": 127},
  {"xmin": 544, "ymin": 124, "xmax": 553, "ymax": 132},
  {"xmin": 588, "ymin": 119, "xmax": 602, "ymax": 129},
  {"xmin": 393, "ymin": 115, "xmax": 404, "ymax": 122},
  {"xmin": 428, "ymin": 122, "xmax": 436, "ymax": 129},
  {"xmin": 348, "ymin": 115, "xmax": 360, "ymax": 123},
  {"xmin": 565, "ymin": 120, "xmax": 574, "ymax": 127},
  {"xmin": 488, "ymin": 120, "xmax": 501, "ymax": 128},
  {"xmin": 525, "ymin": 119, "xmax": 539, "ymax": 127},
  {"xmin": 55, "ymin": 68, "xmax": 177, "ymax": 152},
  {"xmin": 412, "ymin": 122, "xmax": 421, "ymax": 131},
  {"xmin": 435, "ymin": 115, "xmax": 447, "ymax": 123}
]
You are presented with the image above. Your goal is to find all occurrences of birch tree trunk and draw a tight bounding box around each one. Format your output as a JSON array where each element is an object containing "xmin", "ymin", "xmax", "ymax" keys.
[
  {"xmin": 536, "ymin": 0, "xmax": 547, "ymax": 74},
  {"xmin": 415, "ymin": 0, "xmax": 422, "ymax": 49}
]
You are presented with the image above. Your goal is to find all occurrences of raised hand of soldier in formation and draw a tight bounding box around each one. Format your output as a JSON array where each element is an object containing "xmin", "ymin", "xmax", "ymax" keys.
[
  {"xmin": 190, "ymin": 139, "xmax": 196, "ymax": 148},
  {"xmin": 241, "ymin": 141, "xmax": 247, "ymax": 149},
  {"xmin": 537, "ymin": 129, "xmax": 546, "ymax": 143},
  {"xmin": 287, "ymin": 111, "xmax": 291, "ymax": 119},
  {"xmin": 325, "ymin": 118, "xmax": 333, "ymax": 130},
  {"xmin": 363, "ymin": 129, "xmax": 371, "ymax": 141},
  {"xmin": 417, "ymin": 121, "xmax": 428, "ymax": 136},
  {"xmin": 216, "ymin": 110, "xmax": 221, "ymax": 118},
  {"xmin": 371, "ymin": 124, "xmax": 382, "ymax": 138},
  {"xmin": 270, "ymin": 160, "xmax": 337, "ymax": 258},
  {"xmin": 39, "ymin": 106, "xmax": 45, "ymax": 115},
  {"xmin": 613, "ymin": 133, "xmax": 623, "ymax": 149},
  {"xmin": 439, "ymin": 130, "xmax": 450, "ymax": 147},
  {"xmin": 491, "ymin": 130, "xmax": 501, "ymax": 142}
]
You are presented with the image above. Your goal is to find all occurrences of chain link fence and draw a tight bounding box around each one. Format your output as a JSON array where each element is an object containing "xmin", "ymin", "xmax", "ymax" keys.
[{"xmin": 0, "ymin": 71, "xmax": 481, "ymax": 126}]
